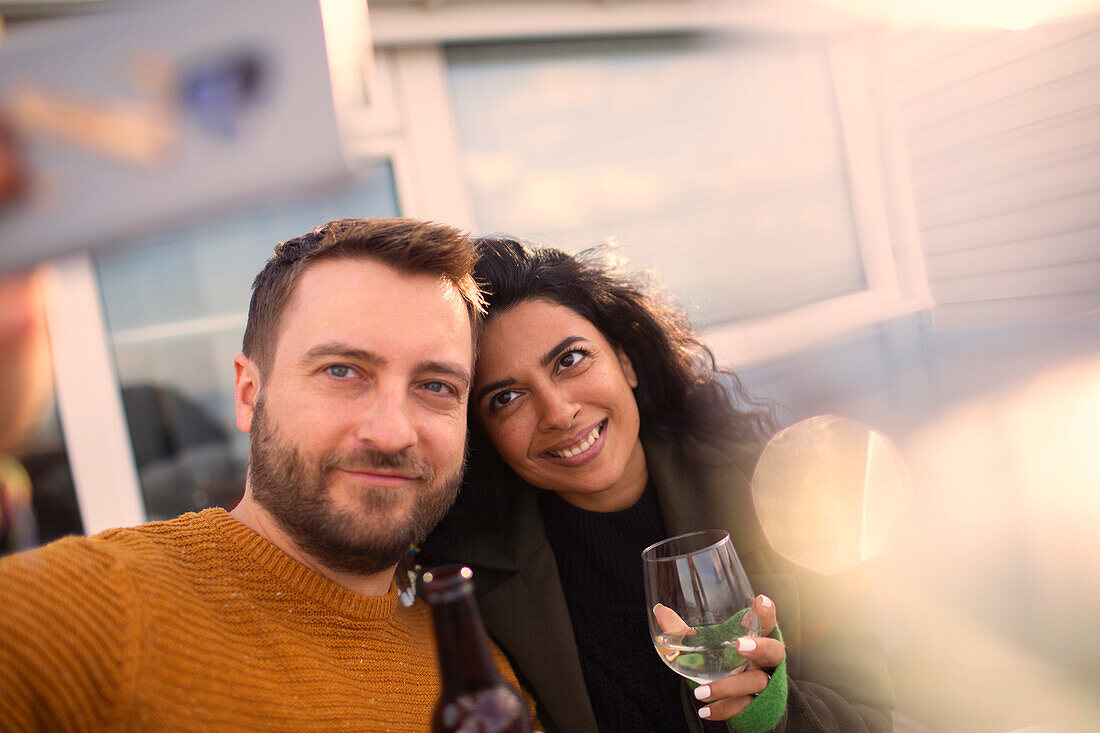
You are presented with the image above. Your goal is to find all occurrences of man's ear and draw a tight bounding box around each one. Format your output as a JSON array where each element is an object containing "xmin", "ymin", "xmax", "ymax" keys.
[
  {"xmin": 234, "ymin": 354, "xmax": 261, "ymax": 434},
  {"xmin": 616, "ymin": 347, "xmax": 638, "ymax": 389}
]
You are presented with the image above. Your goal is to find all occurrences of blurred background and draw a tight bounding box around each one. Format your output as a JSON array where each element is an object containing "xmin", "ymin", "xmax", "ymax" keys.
[{"xmin": 1, "ymin": 1, "xmax": 1097, "ymax": 730}]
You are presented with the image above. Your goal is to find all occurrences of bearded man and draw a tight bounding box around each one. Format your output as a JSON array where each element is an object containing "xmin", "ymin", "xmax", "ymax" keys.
[{"xmin": 0, "ymin": 218, "xmax": 533, "ymax": 731}]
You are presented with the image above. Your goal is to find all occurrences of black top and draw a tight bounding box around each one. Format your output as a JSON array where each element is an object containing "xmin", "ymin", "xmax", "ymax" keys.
[{"xmin": 538, "ymin": 482, "xmax": 692, "ymax": 733}]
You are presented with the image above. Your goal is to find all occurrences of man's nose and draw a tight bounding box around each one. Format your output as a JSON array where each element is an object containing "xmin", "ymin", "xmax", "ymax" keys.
[
  {"xmin": 536, "ymin": 388, "xmax": 581, "ymax": 432},
  {"xmin": 353, "ymin": 386, "xmax": 418, "ymax": 453}
]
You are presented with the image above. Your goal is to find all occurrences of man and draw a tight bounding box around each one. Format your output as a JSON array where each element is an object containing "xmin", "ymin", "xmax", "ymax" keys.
[{"xmin": 0, "ymin": 218, "xmax": 529, "ymax": 731}]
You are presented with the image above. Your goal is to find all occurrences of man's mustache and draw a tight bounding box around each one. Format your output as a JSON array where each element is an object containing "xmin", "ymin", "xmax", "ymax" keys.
[{"xmin": 323, "ymin": 448, "xmax": 434, "ymax": 482}]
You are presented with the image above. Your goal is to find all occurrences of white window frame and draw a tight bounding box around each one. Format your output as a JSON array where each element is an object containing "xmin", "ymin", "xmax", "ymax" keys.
[{"xmin": 41, "ymin": 253, "xmax": 147, "ymax": 534}]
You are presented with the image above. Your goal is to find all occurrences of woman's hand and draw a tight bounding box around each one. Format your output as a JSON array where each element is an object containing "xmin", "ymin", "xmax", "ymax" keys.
[{"xmin": 693, "ymin": 595, "xmax": 786, "ymax": 721}]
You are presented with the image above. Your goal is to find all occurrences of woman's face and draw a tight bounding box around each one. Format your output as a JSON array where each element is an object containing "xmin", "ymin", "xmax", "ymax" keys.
[{"xmin": 473, "ymin": 298, "xmax": 648, "ymax": 512}]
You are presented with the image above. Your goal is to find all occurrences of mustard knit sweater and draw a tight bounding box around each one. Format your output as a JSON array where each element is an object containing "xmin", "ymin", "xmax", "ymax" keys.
[{"xmin": 0, "ymin": 508, "xmax": 527, "ymax": 732}]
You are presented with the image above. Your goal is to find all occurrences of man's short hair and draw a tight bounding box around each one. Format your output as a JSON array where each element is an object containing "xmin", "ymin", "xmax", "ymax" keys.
[{"xmin": 242, "ymin": 217, "xmax": 485, "ymax": 377}]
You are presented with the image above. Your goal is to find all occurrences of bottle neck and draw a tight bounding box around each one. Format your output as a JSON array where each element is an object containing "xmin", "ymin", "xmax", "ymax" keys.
[{"xmin": 431, "ymin": 592, "xmax": 502, "ymax": 696}]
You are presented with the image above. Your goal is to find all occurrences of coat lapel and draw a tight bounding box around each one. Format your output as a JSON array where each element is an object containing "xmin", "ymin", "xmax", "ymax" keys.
[{"xmin": 644, "ymin": 435, "xmax": 766, "ymax": 557}]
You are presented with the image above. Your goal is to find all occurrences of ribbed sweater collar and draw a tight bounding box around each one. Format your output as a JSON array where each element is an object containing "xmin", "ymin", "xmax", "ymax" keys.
[{"xmin": 189, "ymin": 507, "xmax": 399, "ymax": 620}]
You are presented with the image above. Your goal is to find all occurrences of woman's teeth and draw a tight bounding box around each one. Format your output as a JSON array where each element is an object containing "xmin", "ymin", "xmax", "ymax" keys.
[{"xmin": 550, "ymin": 423, "xmax": 602, "ymax": 458}]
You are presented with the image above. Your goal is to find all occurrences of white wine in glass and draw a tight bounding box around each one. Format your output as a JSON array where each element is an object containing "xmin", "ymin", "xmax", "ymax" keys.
[{"xmin": 643, "ymin": 530, "xmax": 761, "ymax": 684}]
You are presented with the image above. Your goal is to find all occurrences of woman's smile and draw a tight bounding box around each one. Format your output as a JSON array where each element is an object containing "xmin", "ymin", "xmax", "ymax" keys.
[{"xmin": 542, "ymin": 418, "xmax": 607, "ymax": 463}]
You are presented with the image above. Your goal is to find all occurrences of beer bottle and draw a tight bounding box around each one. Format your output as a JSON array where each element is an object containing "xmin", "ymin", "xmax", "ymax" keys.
[{"xmin": 422, "ymin": 565, "xmax": 534, "ymax": 733}]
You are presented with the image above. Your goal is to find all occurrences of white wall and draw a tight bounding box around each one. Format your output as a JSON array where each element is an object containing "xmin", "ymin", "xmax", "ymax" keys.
[{"xmin": 751, "ymin": 13, "xmax": 1100, "ymax": 436}]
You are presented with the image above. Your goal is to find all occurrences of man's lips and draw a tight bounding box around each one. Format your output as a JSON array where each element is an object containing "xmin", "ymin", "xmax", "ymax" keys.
[{"xmin": 334, "ymin": 468, "xmax": 422, "ymax": 487}]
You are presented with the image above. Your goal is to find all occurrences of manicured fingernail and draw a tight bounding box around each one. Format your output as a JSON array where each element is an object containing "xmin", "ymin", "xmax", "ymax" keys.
[
  {"xmin": 759, "ymin": 595, "xmax": 773, "ymax": 608},
  {"xmin": 698, "ymin": 706, "xmax": 712, "ymax": 719},
  {"xmin": 694, "ymin": 685, "xmax": 710, "ymax": 701},
  {"xmin": 738, "ymin": 637, "xmax": 757, "ymax": 653}
]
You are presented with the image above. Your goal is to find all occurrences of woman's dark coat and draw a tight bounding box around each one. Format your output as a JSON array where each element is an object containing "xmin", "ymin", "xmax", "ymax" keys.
[{"xmin": 435, "ymin": 435, "xmax": 897, "ymax": 732}]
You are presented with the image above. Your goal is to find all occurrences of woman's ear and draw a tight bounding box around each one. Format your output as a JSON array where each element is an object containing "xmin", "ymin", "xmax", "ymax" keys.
[{"xmin": 616, "ymin": 347, "xmax": 639, "ymax": 389}]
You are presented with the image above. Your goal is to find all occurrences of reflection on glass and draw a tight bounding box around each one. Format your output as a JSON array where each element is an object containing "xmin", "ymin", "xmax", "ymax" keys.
[
  {"xmin": 1, "ymin": 271, "xmax": 82, "ymax": 555},
  {"xmin": 643, "ymin": 530, "xmax": 761, "ymax": 684},
  {"xmin": 447, "ymin": 35, "xmax": 865, "ymax": 327},
  {"xmin": 18, "ymin": 409, "xmax": 83, "ymax": 547},
  {"xmin": 751, "ymin": 414, "xmax": 906, "ymax": 574},
  {"xmin": 95, "ymin": 164, "xmax": 399, "ymax": 520}
]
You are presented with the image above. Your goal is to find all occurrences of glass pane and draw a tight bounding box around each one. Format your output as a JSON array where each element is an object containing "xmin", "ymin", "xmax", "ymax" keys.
[
  {"xmin": 94, "ymin": 163, "xmax": 399, "ymax": 521},
  {"xmin": 447, "ymin": 35, "xmax": 866, "ymax": 327}
]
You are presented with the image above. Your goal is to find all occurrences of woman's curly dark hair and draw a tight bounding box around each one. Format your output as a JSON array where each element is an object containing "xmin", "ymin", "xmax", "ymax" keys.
[{"xmin": 422, "ymin": 235, "xmax": 775, "ymax": 548}]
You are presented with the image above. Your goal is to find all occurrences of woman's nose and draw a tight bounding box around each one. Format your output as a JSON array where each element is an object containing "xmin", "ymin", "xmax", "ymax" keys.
[{"xmin": 535, "ymin": 388, "xmax": 581, "ymax": 432}]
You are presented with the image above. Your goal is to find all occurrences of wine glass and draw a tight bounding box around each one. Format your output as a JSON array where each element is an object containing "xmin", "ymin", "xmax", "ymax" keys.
[{"xmin": 642, "ymin": 530, "xmax": 761, "ymax": 684}]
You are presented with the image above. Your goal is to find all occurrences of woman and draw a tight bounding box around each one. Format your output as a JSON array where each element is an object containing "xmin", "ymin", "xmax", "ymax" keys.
[{"xmin": 423, "ymin": 236, "xmax": 895, "ymax": 733}]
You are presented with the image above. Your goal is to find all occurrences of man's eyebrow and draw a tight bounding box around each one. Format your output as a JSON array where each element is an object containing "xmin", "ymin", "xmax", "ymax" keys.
[
  {"xmin": 540, "ymin": 336, "xmax": 586, "ymax": 367},
  {"xmin": 301, "ymin": 342, "xmax": 383, "ymax": 366},
  {"xmin": 418, "ymin": 360, "xmax": 472, "ymax": 389}
]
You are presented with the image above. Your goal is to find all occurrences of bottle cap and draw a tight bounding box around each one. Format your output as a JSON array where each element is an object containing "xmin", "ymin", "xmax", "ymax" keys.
[{"xmin": 421, "ymin": 564, "xmax": 475, "ymax": 605}]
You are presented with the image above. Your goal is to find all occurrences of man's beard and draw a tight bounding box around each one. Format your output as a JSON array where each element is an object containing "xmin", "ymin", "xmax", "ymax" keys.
[{"xmin": 246, "ymin": 398, "xmax": 462, "ymax": 576}]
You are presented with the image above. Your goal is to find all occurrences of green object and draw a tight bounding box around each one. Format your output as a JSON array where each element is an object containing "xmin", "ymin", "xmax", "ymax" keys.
[
  {"xmin": 687, "ymin": 621, "xmax": 788, "ymax": 733},
  {"xmin": 688, "ymin": 608, "xmax": 751, "ymax": 671}
]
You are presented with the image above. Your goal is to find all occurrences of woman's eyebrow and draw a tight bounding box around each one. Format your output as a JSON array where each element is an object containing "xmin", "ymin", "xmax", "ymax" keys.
[
  {"xmin": 475, "ymin": 377, "xmax": 514, "ymax": 404},
  {"xmin": 540, "ymin": 336, "xmax": 585, "ymax": 367}
]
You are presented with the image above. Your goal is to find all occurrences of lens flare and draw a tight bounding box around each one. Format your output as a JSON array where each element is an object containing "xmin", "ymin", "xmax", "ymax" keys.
[{"xmin": 751, "ymin": 415, "xmax": 907, "ymax": 575}]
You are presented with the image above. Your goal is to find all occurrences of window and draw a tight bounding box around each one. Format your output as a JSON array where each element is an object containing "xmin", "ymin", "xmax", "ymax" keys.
[
  {"xmin": 447, "ymin": 35, "xmax": 866, "ymax": 326},
  {"xmin": 388, "ymin": 26, "xmax": 932, "ymax": 366}
]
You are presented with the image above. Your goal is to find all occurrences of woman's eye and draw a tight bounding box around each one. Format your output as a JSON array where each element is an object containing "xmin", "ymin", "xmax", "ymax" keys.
[
  {"xmin": 490, "ymin": 390, "xmax": 520, "ymax": 410},
  {"xmin": 325, "ymin": 364, "xmax": 354, "ymax": 379},
  {"xmin": 558, "ymin": 349, "xmax": 587, "ymax": 370}
]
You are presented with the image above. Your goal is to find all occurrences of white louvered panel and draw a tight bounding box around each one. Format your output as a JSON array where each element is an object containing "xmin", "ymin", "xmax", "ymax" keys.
[
  {"xmin": 892, "ymin": 16, "xmax": 1100, "ymax": 102},
  {"xmin": 932, "ymin": 259, "xmax": 1100, "ymax": 303},
  {"xmin": 904, "ymin": 37, "xmax": 1100, "ymax": 138},
  {"xmin": 886, "ymin": 29, "xmax": 995, "ymax": 82},
  {"xmin": 911, "ymin": 129, "xmax": 1100, "ymax": 203},
  {"xmin": 918, "ymin": 188, "xmax": 1100, "ymax": 255},
  {"xmin": 892, "ymin": 12, "xmax": 1100, "ymax": 334},
  {"xmin": 926, "ymin": 225, "xmax": 1100, "ymax": 279},
  {"xmin": 905, "ymin": 65, "xmax": 1100, "ymax": 154},
  {"xmin": 932, "ymin": 291, "xmax": 1100, "ymax": 330},
  {"xmin": 914, "ymin": 147, "xmax": 1100, "ymax": 230}
]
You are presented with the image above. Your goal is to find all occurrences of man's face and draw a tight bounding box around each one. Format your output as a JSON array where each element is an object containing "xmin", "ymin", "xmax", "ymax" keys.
[{"xmin": 238, "ymin": 257, "xmax": 473, "ymax": 575}]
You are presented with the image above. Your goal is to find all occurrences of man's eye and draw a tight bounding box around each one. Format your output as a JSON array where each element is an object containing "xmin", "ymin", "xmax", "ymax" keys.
[
  {"xmin": 325, "ymin": 364, "xmax": 354, "ymax": 379},
  {"xmin": 423, "ymin": 381, "xmax": 456, "ymax": 396}
]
